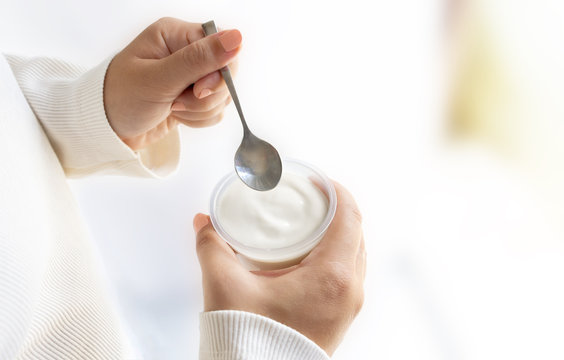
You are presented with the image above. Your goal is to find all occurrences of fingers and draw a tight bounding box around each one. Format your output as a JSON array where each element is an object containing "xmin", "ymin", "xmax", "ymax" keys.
[
  {"xmin": 303, "ymin": 182, "xmax": 363, "ymax": 265},
  {"xmin": 193, "ymin": 72, "xmax": 222, "ymax": 99},
  {"xmin": 170, "ymin": 91, "xmax": 230, "ymax": 128},
  {"xmin": 172, "ymin": 87, "xmax": 230, "ymax": 112},
  {"xmin": 172, "ymin": 101, "xmax": 226, "ymax": 121},
  {"xmin": 193, "ymin": 213, "xmax": 210, "ymax": 233},
  {"xmin": 155, "ymin": 17, "xmax": 206, "ymax": 54},
  {"xmin": 170, "ymin": 94, "xmax": 231, "ymax": 128},
  {"xmin": 193, "ymin": 58, "xmax": 239, "ymax": 99},
  {"xmin": 194, "ymin": 214, "xmax": 241, "ymax": 275},
  {"xmin": 155, "ymin": 29, "xmax": 242, "ymax": 95},
  {"xmin": 171, "ymin": 113, "xmax": 224, "ymax": 128},
  {"xmin": 128, "ymin": 18, "xmax": 206, "ymax": 59}
]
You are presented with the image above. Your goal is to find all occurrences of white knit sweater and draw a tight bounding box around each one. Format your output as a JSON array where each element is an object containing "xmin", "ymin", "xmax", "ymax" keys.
[{"xmin": 0, "ymin": 54, "xmax": 329, "ymax": 360}]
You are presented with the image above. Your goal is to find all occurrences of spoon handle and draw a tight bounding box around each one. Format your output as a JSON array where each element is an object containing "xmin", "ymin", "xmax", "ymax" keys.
[{"xmin": 202, "ymin": 21, "xmax": 249, "ymax": 134}]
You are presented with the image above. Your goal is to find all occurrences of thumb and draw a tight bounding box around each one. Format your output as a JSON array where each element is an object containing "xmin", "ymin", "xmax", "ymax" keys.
[
  {"xmin": 158, "ymin": 30, "xmax": 242, "ymax": 93},
  {"xmin": 193, "ymin": 213, "xmax": 240, "ymax": 274}
]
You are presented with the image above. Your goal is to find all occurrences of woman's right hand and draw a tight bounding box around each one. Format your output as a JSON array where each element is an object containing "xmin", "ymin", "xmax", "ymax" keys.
[
  {"xmin": 104, "ymin": 17, "xmax": 241, "ymax": 150},
  {"xmin": 193, "ymin": 182, "xmax": 366, "ymax": 355}
]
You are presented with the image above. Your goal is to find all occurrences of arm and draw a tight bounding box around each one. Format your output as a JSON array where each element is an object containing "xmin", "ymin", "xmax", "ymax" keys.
[
  {"xmin": 100, "ymin": 19, "xmax": 343, "ymax": 359},
  {"xmin": 4, "ymin": 54, "xmax": 181, "ymax": 178},
  {"xmin": 4, "ymin": 17, "xmax": 241, "ymax": 178},
  {"xmin": 194, "ymin": 183, "xmax": 366, "ymax": 359}
]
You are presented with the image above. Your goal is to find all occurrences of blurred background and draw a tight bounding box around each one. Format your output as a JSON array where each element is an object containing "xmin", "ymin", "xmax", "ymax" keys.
[{"xmin": 3, "ymin": 0, "xmax": 564, "ymax": 358}]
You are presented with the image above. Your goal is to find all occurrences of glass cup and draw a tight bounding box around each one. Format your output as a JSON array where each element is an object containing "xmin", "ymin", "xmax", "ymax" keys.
[{"xmin": 209, "ymin": 158, "xmax": 337, "ymax": 270}]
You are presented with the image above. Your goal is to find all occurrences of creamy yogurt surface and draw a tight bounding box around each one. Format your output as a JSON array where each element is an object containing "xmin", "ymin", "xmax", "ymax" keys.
[{"xmin": 216, "ymin": 173, "xmax": 329, "ymax": 249}]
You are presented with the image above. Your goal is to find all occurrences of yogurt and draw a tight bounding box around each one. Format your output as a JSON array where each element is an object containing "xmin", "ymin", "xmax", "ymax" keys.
[
  {"xmin": 210, "ymin": 159, "xmax": 337, "ymax": 270},
  {"xmin": 216, "ymin": 173, "xmax": 329, "ymax": 249}
]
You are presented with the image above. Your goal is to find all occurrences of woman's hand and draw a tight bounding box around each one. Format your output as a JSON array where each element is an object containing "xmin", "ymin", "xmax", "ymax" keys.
[
  {"xmin": 193, "ymin": 182, "xmax": 366, "ymax": 356},
  {"xmin": 104, "ymin": 17, "xmax": 241, "ymax": 150}
]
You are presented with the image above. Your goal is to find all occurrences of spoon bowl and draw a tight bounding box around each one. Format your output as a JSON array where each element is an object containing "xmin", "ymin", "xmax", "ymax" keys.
[{"xmin": 235, "ymin": 133, "xmax": 282, "ymax": 191}]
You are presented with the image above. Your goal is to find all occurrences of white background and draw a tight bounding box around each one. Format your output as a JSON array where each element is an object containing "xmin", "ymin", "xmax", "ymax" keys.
[{"xmin": 3, "ymin": 0, "xmax": 564, "ymax": 359}]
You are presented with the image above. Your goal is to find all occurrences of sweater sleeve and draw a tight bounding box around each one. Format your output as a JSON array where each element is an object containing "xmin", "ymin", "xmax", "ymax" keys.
[
  {"xmin": 200, "ymin": 311, "xmax": 330, "ymax": 360},
  {"xmin": 2, "ymin": 54, "xmax": 180, "ymax": 178}
]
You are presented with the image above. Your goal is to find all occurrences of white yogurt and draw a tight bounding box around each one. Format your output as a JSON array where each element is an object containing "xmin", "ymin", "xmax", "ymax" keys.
[{"xmin": 216, "ymin": 173, "xmax": 329, "ymax": 250}]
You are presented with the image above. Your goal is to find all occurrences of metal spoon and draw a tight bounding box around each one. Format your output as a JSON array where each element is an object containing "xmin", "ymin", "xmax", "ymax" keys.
[{"xmin": 202, "ymin": 20, "xmax": 282, "ymax": 191}]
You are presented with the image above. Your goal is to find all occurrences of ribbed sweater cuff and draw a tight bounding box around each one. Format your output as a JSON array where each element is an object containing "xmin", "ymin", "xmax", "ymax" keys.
[
  {"xmin": 199, "ymin": 311, "xmax": 330, "ymax": 360},
  {"xmin": 4, "ymin": 54, "xmax": 181, "ymax": 178},
  {"xmin": 59, "ymin": 56, "xmax": 181, "ymax": 178}
]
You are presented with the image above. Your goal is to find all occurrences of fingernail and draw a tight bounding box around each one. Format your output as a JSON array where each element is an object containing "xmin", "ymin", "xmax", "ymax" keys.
[
  {"xmin": 198, "ymin": 88, "xmax": 213, "ymax": 99},
  {"xmin": 171, "ymin": 102, "xmax": 186, "ymax": 111},
  {"xmin": 193, "ymin": 213, "xmax": 210, "ymax": 233},
  {"xmin": 218, "ymin": 30, "xmax": 242, "ymax": 52}
]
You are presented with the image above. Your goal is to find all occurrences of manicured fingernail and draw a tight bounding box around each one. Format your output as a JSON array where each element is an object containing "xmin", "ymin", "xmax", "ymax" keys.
[
  {"xmin": 198, "ymin": 88, "xmax": 213, "ymax": 99},
  {"xmin": 193, "ymin": 213, "xmax": 210, "ymax": 233},
  {"xmin": 218, "ymin": 30, "xmax": 242, "ymax": 52},
  {"xmin": 171, "ymin": 102, "xmax": 186, "ymax": 111}
]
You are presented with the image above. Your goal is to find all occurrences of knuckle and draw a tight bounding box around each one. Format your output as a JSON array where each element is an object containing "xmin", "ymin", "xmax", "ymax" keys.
[
  {"xmin": 201, "ymin": 113, "xmax": 224, "ymax": 128},
  {"xmin": 186, "ymin": 96, "xmax": 211, "ymax": 112},
  {"xmin": 351, "ymin": 207, "xmax": 363, "ymax": 224},
  {"xmin": 183, "ymin": 40, "xmax": 209, "ymax": 69},
  {"xmin": 156, "ymin": 17, "xmax": 174, "ymax": 27},
  {"xmin": 319, "ymin": 262, "xmax": 355, "ymax": 301},
  {"xmin": 199, "ymin": 96, "xmax": 217, "ymax": 112},
  {"xmin": 189, "ymin": 95, "xmax": 228, "ymax": 113},
  {"xmin": 196, "ymin": 228, "xmax": 215, "ymax": 252},
  {"xmin": 212, "ymin": 112, "xmax": 225, "ymax": 125}
]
